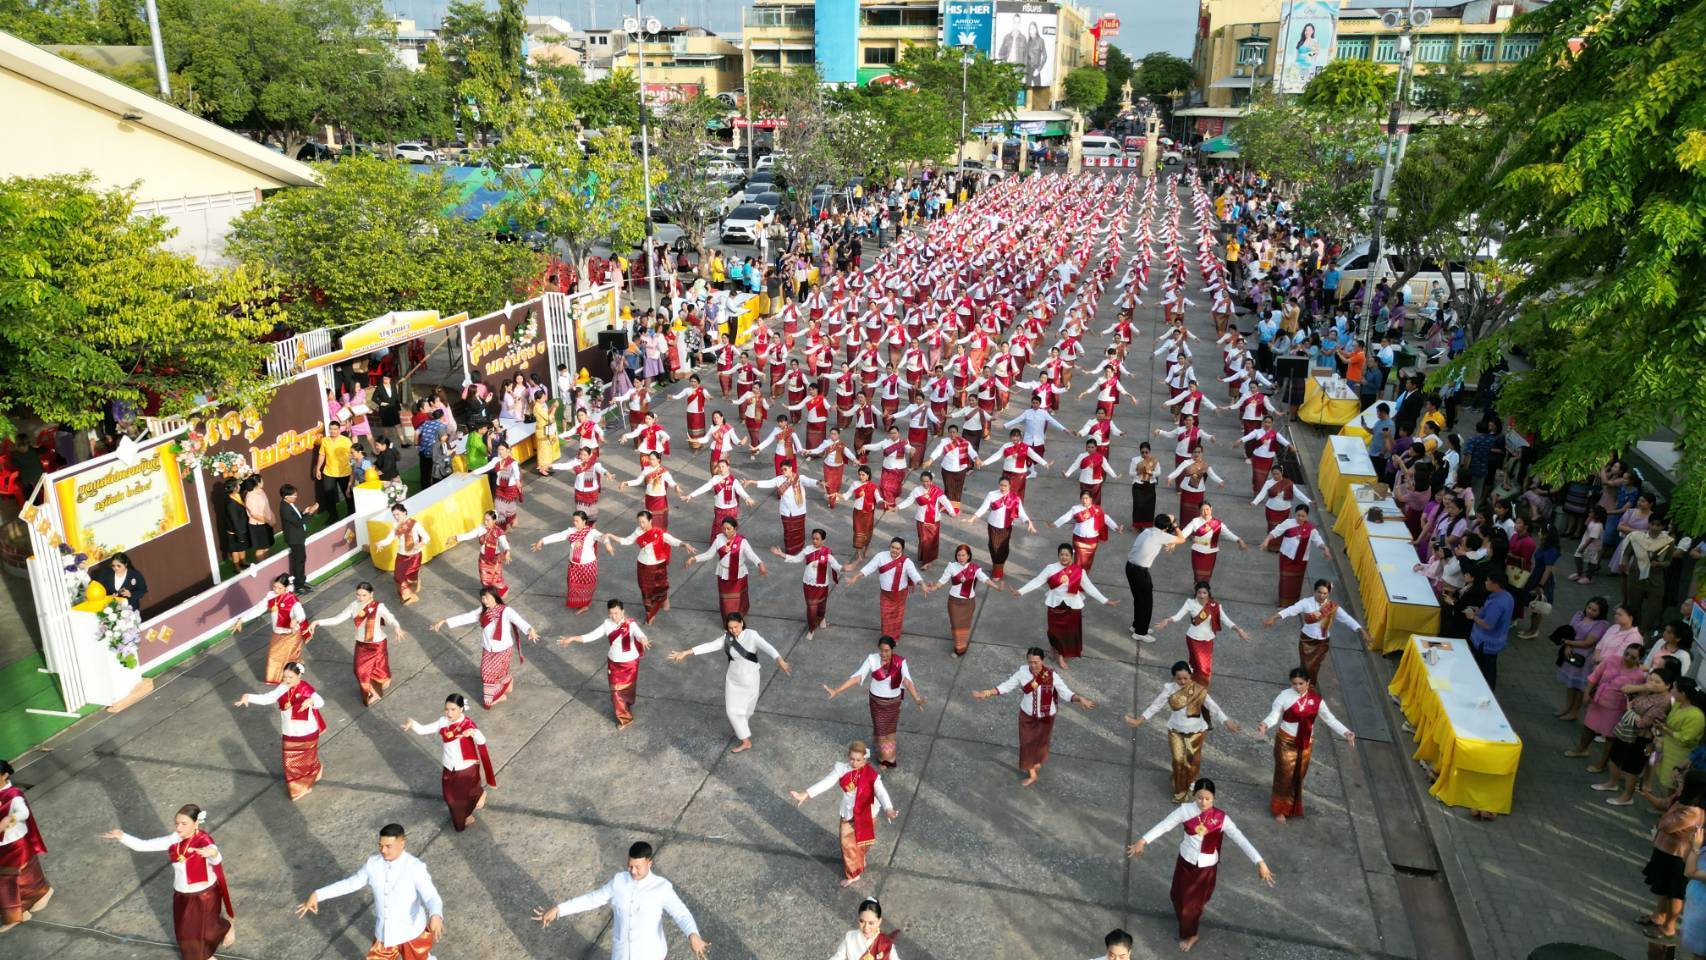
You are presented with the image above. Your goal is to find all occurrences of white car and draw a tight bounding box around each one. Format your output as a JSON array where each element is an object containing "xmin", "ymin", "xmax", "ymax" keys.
[
  {"xmin": 701, "ymin": 159, "xmax": 743, "ymax": 179},
  {"xmin": 1161, "ymin": 148, "xmax": 1184, "ymax": 164},
  {"xmin": 755, "ymin": 152, "xmax": 787, "ymax": 171},
  {"xmin": 720, "ymin": 203, "xmax": 772, "ymax": 244},
  {"xmin": 395, "ymin": 142, "xmax": 439, "ymax": 163}
]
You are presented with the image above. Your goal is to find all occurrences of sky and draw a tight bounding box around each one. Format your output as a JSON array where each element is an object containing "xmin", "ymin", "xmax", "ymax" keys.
[{"xmin": 383, "ymin": 0, "xmax": 1197, "ymax": 57}]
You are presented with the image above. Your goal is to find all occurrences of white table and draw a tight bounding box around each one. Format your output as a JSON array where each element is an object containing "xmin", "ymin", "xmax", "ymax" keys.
[{"xmin": 1389, "ymin": 634, "xmax": 1522, "ymax": 813}]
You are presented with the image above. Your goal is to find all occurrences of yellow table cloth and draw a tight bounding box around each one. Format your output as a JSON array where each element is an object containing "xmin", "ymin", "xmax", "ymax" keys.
[
  {"xmin": 1351, "ymin": 536, "xmax": 1440, "ymax": 653},
  {"xmin": 1316, "ymin": 436, "xmax": 1378, "ymax": 514},
  {"xmin": 366, "ymin": 474, "xmax": 493, "ymax": 573},
  {"xmin": 1332, "ymin": 485, "xmax": 1401, "ymax": 539},
  {"xmin": 1300, "ymin": 376, "xmax": 1361, "ymax": 426},
  {"xmin": 1339, "ymin": 422, "xmax": 1372, "ymax": 442},
  {"xmin": 1388, "ymin": 634, "xmax": 1523, "ymax": 813}
]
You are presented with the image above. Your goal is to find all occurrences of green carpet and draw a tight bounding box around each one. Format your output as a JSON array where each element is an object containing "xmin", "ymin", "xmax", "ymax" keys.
[{"xmin": 0, "ymin": 653, "xmax": 95, "ymax": 762}]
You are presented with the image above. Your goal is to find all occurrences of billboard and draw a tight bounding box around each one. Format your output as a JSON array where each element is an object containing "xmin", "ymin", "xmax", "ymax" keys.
[
  {"xmin": 462, "ymin": 299, "xmax": 552, "ymax": 394},
  {"xmin": 1276, "ymin": 0, "xmax": 1343, "ymax": 94},
  {"xmin": 994, "ymin": 1, "xmax": 1060, "ymax": 89},
  {"xmin": 815, "ymin": 0, "xmax": 859, "ymax": 84},
  {"xmin": 942, "ymin": 0, "xmax": 995, "ymax": 53},
  {"xmin": 53, "ymin": 442, "xmax": 191, "ymax": 561}
]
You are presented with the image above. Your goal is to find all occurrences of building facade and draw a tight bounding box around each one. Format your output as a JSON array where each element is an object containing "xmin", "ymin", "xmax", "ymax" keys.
[
  {"xmin": 611, "ymin": 24, "xmax": 744, "ymax": 101},
  {"xmin": 740, "ymin": 0, "xmax": 1092, "ymax": 110},
  {"xmin": 1183, "ymin": 0, "xmax": 1547, "ymax": 139}
]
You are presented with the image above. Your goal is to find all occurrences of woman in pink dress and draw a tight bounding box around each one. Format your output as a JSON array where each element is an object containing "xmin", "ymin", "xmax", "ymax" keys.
[{"xmin": 1566, "ymin": 636, "xmax": 1648, "ymax": 770}]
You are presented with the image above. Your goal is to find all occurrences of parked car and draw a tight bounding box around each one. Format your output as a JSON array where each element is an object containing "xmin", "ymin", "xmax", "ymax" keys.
[
  {"xmin": 296, "ymin": 143, "xmax": 335, "ymax": 162},
  {"xmin": 701, "ymin": 159, "xmax": 743, "ymax": 179},
  {"xmin": 721, "ymin": 203, "xmax": 772, "ymax": 244},
  {"xmin": 1161, "ymin": 148, "xmax": 1184, "ymax": 164},
  {"xmin": 394, "ymin": 142, "xmax": 439, "ymax": 163},
  {"xmin": 755, "ymin": 151, "xmax": 787, "ymax": 171},
  {"xmin": 741, "ymin": 175, "xmax": 779, "ymax": 202},
  {"xmin": 751, "ymin": 191, "xmax": 784, "ymax": 214},
  {"xmin": 699, "ymin": 145, "xmax": 739, "ymax": 163}
]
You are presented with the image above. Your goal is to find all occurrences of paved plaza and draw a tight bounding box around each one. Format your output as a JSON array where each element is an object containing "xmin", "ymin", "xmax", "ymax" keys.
[{"xmin": 2, "ymin": 183, "xmax": 1655, "ymax": 959}]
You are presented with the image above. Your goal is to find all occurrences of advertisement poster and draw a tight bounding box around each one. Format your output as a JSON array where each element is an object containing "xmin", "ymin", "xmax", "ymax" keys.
[
  {"xmin": 572, "ymin": 285, "xmax": 620, "ymax": 351},
  {"xmin": 196, "ymin": 371, "xmax": 328, "ymax": 513},
  {"xmin": 1276, "ymin": 0, "xmax": 1343, "ymax": 94},
  {"xmin": 942, "ymin": 0, "xmax": 995, "ymax": 53},
  {"xmin": 463, "ymin": 300, "xmax": 552, "ymax": 392},
  {"xmin": 53, "ymin": 442, "xmax": 190, "ymax": 561},
  {"xmin": 994, "ymin": 1, "xmax": 1060, "ymax": 88}
]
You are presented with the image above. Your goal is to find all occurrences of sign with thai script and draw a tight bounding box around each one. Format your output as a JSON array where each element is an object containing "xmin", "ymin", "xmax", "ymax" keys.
[{"xmin": 54, "ymin": 444, "xmax": 190, "ymax": 561}]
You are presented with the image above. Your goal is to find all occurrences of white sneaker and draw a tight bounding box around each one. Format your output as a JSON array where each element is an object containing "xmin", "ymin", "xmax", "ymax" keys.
[{"xmin": 1136, "ymin": 633, "xmax": 1157, "ymax": 644}]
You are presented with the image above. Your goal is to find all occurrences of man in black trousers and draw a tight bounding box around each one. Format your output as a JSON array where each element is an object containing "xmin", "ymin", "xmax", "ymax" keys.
[
  {"xmin": 278, "ymin": 483, "xmax": 317, "ymax": 594},
  {"xmin": 1125, "ymin": 514, "xmax": 1185, "ymax": 644}
]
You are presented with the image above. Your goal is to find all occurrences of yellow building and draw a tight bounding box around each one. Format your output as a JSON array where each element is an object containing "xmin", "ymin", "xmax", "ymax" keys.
[
  {"xmin": 0, "ymin": 29, "xmax": 317, "ymax": 264},
  {"xmin": 612, "ymin": 25, "xmax": 744, "ymax": 101},
  {"xmin": 1183, "ymin": 0, "xmax": 1546, "ymax": 139}
]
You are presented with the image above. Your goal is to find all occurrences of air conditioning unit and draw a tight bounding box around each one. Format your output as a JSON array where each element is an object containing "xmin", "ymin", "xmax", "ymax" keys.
[
  {"xmin": 1381, "ymin": 9, "xmax": 1404, "ymax": 28},
  {"xmin": 1411, "ymin": 9, "xmax": 1433, "ymax": 27}
]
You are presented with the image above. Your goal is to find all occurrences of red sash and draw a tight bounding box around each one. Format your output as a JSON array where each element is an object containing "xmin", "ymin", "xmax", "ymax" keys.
[
  {"xmin": 279, "ymin": 680, "xmax": 327, "ymax": 733},
  {"xmin": 1283, "ymin": 690, "xmax": 1323, "ymax": 747},
  {"xmin": 0, "ymin": 785, "xmax": 46, "ymax": 863},
  {"xmin": 1281, "ymin": 521, "xmax": 1315, "ymax": 556},
  {"xmin": 1021, "ymin": 667, "xmax": 1057, "ymax": 716},
  {"xmin": 480, "ymin": 525, "xmax": 506, "ymax": 561},
  {"xmin": 566, "ymin": 527, "xmax": 593, "ymax": 561},
  {"xmin": 494, "ymin": 457, "xmax": 523, "ymax": 502},
  {"xmin": 636, "ymin": 528, "xmax": 672, "ymax": 562},
  {"xmin": 880, "ymin": 555, "xmax": 910, "ymax": 592},
  {"xmin": 871, "ymin": 652, "xmax": 906, "ymax": 684},
  {"xmin": 354, "ymin": 600, "xmax": 381, "ymax": 643},
  {"xmin": 884, "ymin": 439, "xmax": 906, "ymax": 461},
  {"xmin": 717, "ymin": 534, "xmax": 747, "ymax": 573},
  {"xmin": 395, "ymin": 518, "xmax": 421, "ymax": 553},
  {"xmin": 1078, "ymin": 507, "xmax": 1109, "ymax": 542},
  {"xmin": 642, "ymin": 424, "xmax": 671, "ymax": 455},
  {"xmin": 1303, "ymin": 599, "xmax": 1337, "ymax": 626},
  {"xmin": 950, "ymin": 563, "xmax": 980, "ymax": 596},
  {"xmin": 171, "ymin": 831, "xmax": 234, "ymax": 917},
  {"xmin": 714, "ymin": 475, "xmax": 738, "ymax": 506},
  {"xmin": 840, "ymin": 763, "xmax": 881, "ymax": 844},
  {"xmin": 269, "ymin": 592, "xmax": 298, "ymax": 630},
  {"xmin": 1258, "ymin": 429, "xmax": 1279, "ymax": 452},
  {"xmin": 1004, "ymin": 442, "xmax": 1029, "ymax": 469},
  {"xmin": 1193, "ymin": 518, "xmax": 1223, "ymax": 549},
  {"xmin": 441, "ymin": 718, "xmax": 498, "ymax": 785},
  {"xmin": 918, "ymin": 486, "xmax": 945, "ymax": 523},
  {"xmin": 610, "ymin": 619, "xmax": 642, "ymax": 656},
  {"xmin": 808, "ymin": 546, "xmax": 839, "ymax": 584},
  {"xmin": 1191, "ymin": 600, "xmax": 1223, "ymax": 633},
  {"xmin": 851, "ymin": 483, "xmax": 880, "ymax": 512},
  {"xmin": 1182, "ymin": 807, "xmax": 1226, "ymax": 856},
  {"xmin": 1046, "ymin": 563, "xmax": 1084, "ymax": 594},
  {"xmin": 991, "ymin": 492, "xmax": 1023, "ymax": 528}
]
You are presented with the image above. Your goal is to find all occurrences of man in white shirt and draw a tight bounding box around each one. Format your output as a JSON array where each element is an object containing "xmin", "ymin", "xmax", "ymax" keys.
[
  {"xmin": 534, "ymin": 841, "xmax": 709, "ymax": 959},
  {"xmin": 1125, "ymin": 515, "xmax": 1186, "ymax": 643},
  {"xmin": 1004, "ymin": 395, "xmax": 1069, "ymax": 458},
  {"xmin": 297, "ymin": 823, "xmax": 443, "ymax": 960}
]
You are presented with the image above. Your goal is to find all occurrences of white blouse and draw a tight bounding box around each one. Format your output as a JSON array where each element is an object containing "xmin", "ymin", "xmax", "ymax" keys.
[
  {"xmin": 937, "ymin": 561, "xmax": 993, "ymax": 600},
  {"xmin": 408, "ymin": 716, "xmax": 489, "ymax": 771},
  {"xmin": 1268, "ymin": 519, "xmax": 1326, "ymax": 561},
  {"xmin": 444, "ymin": 605, "xmax": 534, "ymax": 652},
  {"xmin": 693, "ymin": 533, "xmax": 764, "ymax": 580},
  {"xmin": 859, "ymin": 554, "xmax": 923, "ymax": 593},
  {"xmin": 1262, "ymin": 688, "xmax": 1352, "ymax": 740},
  {"xmin": 1179, "ymin": 516, "xmax": 1242, "ymax": 554},
  {"xmin": 118, "ymin": 832, "xmax": 222, "ymax": 893},
  {"xmin": 318, "ymin": 601, "xmax": 401, "ymax": 643},
  {"xmin": 753, "ymin": 473, "xmax": 819, "ymax": 517},
  {"xmin": 1138, "ymin": 682, "xmax": 1231, "ymax": 734},
  {"xmin": 1015, "ymin": 562, "xmax": 1110, "ymax": 609},
  {"xmin": 1165, "ymin": 598, "xmax": 1239, "ymax": 641},
  {"xmin": 853, "ymin": 653, "xmax": 913, "ymax": 699},
  {"xmin": 781, "ymin": 545, "xmax": 843, "ymax": 587},
  {"xmin": 1253, "ymin": 476, "xmax": 1312, "ymax": 511},
  {"xmin": 829, "ymin": 929, "xmax": 901, "ymax": 960},
  {"xmin": 1140, "ymin": 802, "xmax": 1263, "ymax": 868},
  {"xmin": 574, "ymin": 616, "xmax": 649, "ymax": 664},
  {"xmin": 970, "ymin": 490, "xmax": 1030, "ymax": 529},
  {"xmin": 995, "ymin": 665, "xmax": 1078, "ymax": 718},
  {"xmin": 805, "ymin": 761, "xmax": 896, "ymax": 822},
  {"xmin": 1274, "ymin": 597, "xmax": 1362, "ymax": 640},
  {"xmin": 242, "ymin": 682, "xmax": 325, "ymax": 737},
  {"xmin": 539, "ymin": 526, "xmax": 608, "ymax": 565}
]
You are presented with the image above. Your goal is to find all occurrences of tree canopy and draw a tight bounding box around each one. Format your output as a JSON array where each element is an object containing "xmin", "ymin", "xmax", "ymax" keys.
[
  {"xmin": 890, "ymin": 45, "xmax": 1024, "ymax": 130},
  {"xmin": 1437, "ymin": 0, "xmax": 1706, "ymax": 526},
  {"xmin": 1061, "ymin": 66, "xmax": 1108, "ymax": 112},
  {"xmin": 0, "ymin": 174, "xmax": 280, "ymax": 438},
  {"xmin": 1134, "ymin": 51, "xmax": 1194, "ymax": 97},
  {"xmin": 1298, "ymin": 58, "xmax": 1394, "ymax": 116},
  {"xmin": 1233, "ymin": 90, "xmax": 1383, "ymax": 237},
  {"xmin": 227, "ymin": 156, "xmax": 538, "ymax": 330}
]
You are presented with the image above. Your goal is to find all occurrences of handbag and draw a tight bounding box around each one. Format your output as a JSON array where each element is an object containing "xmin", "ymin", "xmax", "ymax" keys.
[
  {"xmin": 1529, "ymin": 598, "xmax": 1553, "ymax": 617},
  {"xmin": 1505, "ymin": 563, "xmax": 1533, "ymax": 589}
]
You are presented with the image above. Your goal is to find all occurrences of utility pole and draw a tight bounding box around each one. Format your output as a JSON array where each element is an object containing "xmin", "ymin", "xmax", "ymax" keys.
[
  {"xmin": 1361, "ymin": 0, "xmax": 1423, "ymax": 348},
  {"xmin": 625, "ymin": 1, "xmax": 661, "ymax": 313},
  {"xmin": 143, "ymin": 0, "xmax": 170, "ymax": 97},
  {"xmin": 956, "ymin": 46, "xmax": 971, "ymax": 180}
]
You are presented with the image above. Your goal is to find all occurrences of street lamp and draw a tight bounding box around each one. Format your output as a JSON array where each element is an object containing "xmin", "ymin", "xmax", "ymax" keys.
[
  {"xmin": 623, "ymin": 4, "xmax": 664, "ymax": 313},
  {"xmin": 956, "ymin": 46, "xmax": 974, "ymax": 181},
  {"xmin": 1360, "ymin": 0, "xmax": 1428, "ymax": 347}
]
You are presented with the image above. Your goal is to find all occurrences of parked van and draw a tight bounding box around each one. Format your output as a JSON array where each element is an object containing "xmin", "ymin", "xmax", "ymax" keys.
[
  {"xmin": 1080, "ymin": 135, "xmax": 1125, "ymax": 159},
  {"xmin": 1332, "ymin": 238, "xmax": 1502, "ymax": 304}
]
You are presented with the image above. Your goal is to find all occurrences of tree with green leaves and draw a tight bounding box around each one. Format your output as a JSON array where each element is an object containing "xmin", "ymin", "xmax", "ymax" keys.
[
  {"xmin": 1298, "ymin": 58, "xmax": 1393, "ymax": 116},
  {"xmin": 1435, "ymin": 0, "xmax": 1706, "ymax": 525},
  {"xmin": 479, "ymin": 78, "xmax": 653, "ymax": 286},
  {"xmin": 1232, "ymin": 90, "xmax": 1382, "ymax": 237},
  {"xmin": 0, "ymin": 173, "xmax": 280, "ymax": 439},
  {"xmin": 747, "ymin": 67, "xmax": 851, "ymax": 220},
  {"xmin": 1091, "ymin": 45, "xmax": 1134, "ymax": 127},
  {"xmin": 890, "ymin": 45, "xmax": 1023, "ymax": 130},
  {"xmin": 840, "ymin": 83, "xmax": 959, "ymax": 178},
  {"xmin": 1061, "ymin": 66, "xmax": 1108, "ymax": 112},
  {"xmin": 650, "ymin": 96, "xmax": 736, "ymax": 271},
  {"xmin": 227, "ymin": 156, "xmax": 538, "ymax": 331},
  {"xmin": 1134, "ymin": 51, "xmax": 1194, "ymax": 98}
]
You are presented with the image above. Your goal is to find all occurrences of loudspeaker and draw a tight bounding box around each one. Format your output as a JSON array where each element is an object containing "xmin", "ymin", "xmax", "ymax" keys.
[
  {"xmin": 598, "ymin": 330, "xmax": 629, "ymax": 352},
  {"xmin": 1274, "ymin": 355, "xmax": 1310, "ymax": 380}
]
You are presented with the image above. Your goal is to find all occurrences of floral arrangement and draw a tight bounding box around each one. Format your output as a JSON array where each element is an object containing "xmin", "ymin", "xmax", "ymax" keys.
[
  {"xmin": 173, "ymin": 434, "xmax": 252, "ymax": 478},
  {"xmin": 60, "ymin": 544, "xmax": 89, "ymax": 605},
  {"xmin": 382, "ymin": 478, "xmax": 409, "ymax": 507},
  {"xmin": 96, "ymin": 596, "xmax": 143, "ymax": 669},
  {"xmin": 510, "ymin": 314, "xmax": 539, "ymax": 347}
]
